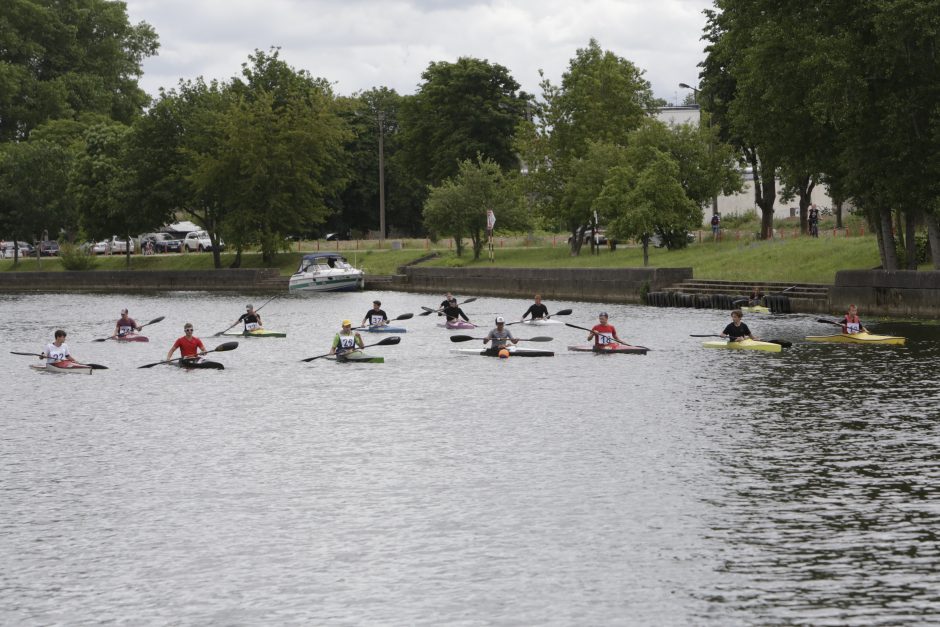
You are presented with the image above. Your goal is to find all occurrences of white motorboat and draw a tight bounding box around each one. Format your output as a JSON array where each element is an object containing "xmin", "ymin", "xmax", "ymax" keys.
[{"xmin": 288, "ymin": 253, "xmax": 364, "ymax": 293}]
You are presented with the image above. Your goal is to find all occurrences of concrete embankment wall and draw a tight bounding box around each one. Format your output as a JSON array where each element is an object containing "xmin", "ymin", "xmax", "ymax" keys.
[
  {"xmin": 831, "ymin": 270, "xmax": 940, "ymax": 317},
  {"xmin": 394, "ymin": 266, "xmax": 693, "ymax": 303},
  {"xmin": 0, "ymin": 269, "xmax": 286, "ymax": 293}
]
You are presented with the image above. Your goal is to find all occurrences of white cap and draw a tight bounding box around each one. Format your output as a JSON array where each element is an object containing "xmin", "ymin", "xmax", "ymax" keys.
[{"xmin": 495, "ymin": 316, "xmax": 505, "ymax": 324}]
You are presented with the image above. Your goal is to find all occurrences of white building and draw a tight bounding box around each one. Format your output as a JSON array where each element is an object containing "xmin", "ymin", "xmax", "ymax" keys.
[{"xmin": 655, "ymin": 106, "xmax": 838, "ymax": 221}]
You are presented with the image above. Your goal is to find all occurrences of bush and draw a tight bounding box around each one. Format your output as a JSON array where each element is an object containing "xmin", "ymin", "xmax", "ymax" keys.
[
  {"xmin": 722, "ymin": 209, "xmax": 758, "ymax": 229},
  {"xmin": 59, "ymin": 243, "xmax": 97, "ymax": 270}
]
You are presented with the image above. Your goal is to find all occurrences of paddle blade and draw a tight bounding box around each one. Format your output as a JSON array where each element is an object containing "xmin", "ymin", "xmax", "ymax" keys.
[
  {"xmin": 449, "ymin": 335, "xmax": 476, "ymax": 343},
  {"xmin": 212, "ymin": 341, "xmax": 240, "ymax": 352},
  {"xmin": 460, "ymin": 297, "xmax": 477, "ymax": 305},
  {"xmin": 146, "ymin": 316, "xmax": 166, "ymax": 326},
  {"xmin": 521, "ymin": 336, "xmax": 553, "ymax": 342},
  {"xmin": 10, "ymin": 351, "xmax": 41, "ymax": 357},
  {"xmin": 92, "ymin": 338, "xmax": 110, "ymax": 342},
  {"xmin": 138, "ymin": 361, "xmax": 163, "ymax": 369},
  {"xmin": 395, "ymin": 312, "xmax": 414, "ymax": 321},
  {"xmin": 87, "ymin": 363, "xmax": 109, "ymax": 370},
  {"xmin": 376, "ymin": 336, "xmax": 402, "ymax": 346},
  {"xmin": 768, "ymin": 339, "xmax": 792, "ymax": 348},
  {"xmin": 552, "ymin": 309, "xmax": 573, "ymax": 317}
]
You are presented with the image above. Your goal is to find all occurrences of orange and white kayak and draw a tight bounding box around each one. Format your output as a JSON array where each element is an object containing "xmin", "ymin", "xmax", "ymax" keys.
[{"xmin": 30, "ymin": 360, "xmax": 95, "ymax": 374}]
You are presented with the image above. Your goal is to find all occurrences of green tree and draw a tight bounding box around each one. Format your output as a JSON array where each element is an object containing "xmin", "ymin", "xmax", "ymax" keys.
[
  {"xmin": 399, "ymin": 57, "xmax": 530, "ymax": 187},
  {"xmin": 0, "ymin": 0, "xmax": 158, "ymax": 141},
  {"xmin": 423, "ymin": 157, "xmax": 529, "ymax": 259}
]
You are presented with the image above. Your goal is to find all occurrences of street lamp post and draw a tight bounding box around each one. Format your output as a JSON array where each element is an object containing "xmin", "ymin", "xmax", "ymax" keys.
[{"xmin": 679, "ymin": 83, "xmax": 719, "ymax": 217}]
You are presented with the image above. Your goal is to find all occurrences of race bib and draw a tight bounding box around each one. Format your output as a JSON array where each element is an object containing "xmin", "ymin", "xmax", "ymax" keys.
[
  {"xmin": 119, "ymin": 325, "xmax": 133, "ymax": 335},
  {"xmin": 845, "ymin": 322, "xmax": 860, "ymax": 334},
  {"xmin": 245, "ymin": 322, "xmax": 260, "ymax": 331},
  {"xmin": 339, "ymin": 336, "xmax": 357, "ymax": 349},
  {"xmin": 370, "ymin": 315, "xmax": 384, "ymax": 325},
  {"xmin": 598, "ymin": 334, "xmax": 613, "ymax": 345}
]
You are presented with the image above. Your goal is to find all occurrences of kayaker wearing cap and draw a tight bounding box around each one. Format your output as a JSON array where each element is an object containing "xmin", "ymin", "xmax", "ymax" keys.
[
  {"xmin": 442, "ymin": 298, "xmax": 471, "ymax": 324},
  {"xmin": 483, "ymin": 316, "xmax": 518, "ymax": 353},
  {"xmin": 330, "ymin": 320, "xmax": 364, "ymax": 355},
  {"xmin": 840, "ymin": 304, "xmax": 869, "ymax": 335},
  {"xmin": 361, "ymin": 300, "xmax": 389, "ymax": 328},
  {"xmin": 113, "ymin": 309, "xmax": 141, "ymax": 338},
  {"xmin": 42, "ymin": 329, "xmax": 77, "ymax": 364},
  {"xmin": 167, "ymin": 323, "xmax": 206, "ymax": 362},
  {"xmin": 720, "ymin": 310, "xmax": 758, "ymax": 342},
  {"xmin": 521, "ymin": 294, "xmax": 550, "ymax": 321},
  {"xmin": 588, "ymin": 312, "xmax": 626, "ymax": 348},
  {"xmin": 232, "ymin": 304, "xmax": 263, "ymax": 332}
]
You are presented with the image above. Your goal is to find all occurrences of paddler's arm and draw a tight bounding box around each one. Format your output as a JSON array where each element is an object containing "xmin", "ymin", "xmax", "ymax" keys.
[{"xmin": 355, "ymin": 333, "xmax": 364, "ymax": 348}]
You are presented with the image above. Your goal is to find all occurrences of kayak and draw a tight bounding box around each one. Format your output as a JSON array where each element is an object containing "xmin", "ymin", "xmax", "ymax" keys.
[
  {"xmin": 177, "ymin": 358, "xmax": 225, "ymax": 370},
  {"xmin": 450, "ymin": 347, "xmax": 554, "ymax": 357},
  {"xmin": 360, "ymin": 325, "xmax": 407, "ymax": 333},
  {"xmin": 702, "ymin": 339, "xmax": 782, "ymax": 353},
  {"xmin": 568, "ymin": 344, "xmax": 648, "ymax": 355},
  {"xmin": 805, "ymin": 332, "xmax": 905, "ymax": 346},
  {"xmin": 520, "ymin": 318, "xmax": 563, "ymax": 326},
  {"xmin": 115, "ymin": 333, "xmax": 149, "ymax": 342},
  {"xmin": 221, "ymin": 328, "xmax": 287, "ymax": 338},
  {"xmin": 438, "ymin": 320, "xmax": 476, "ymax": 330},
  {"xmin": 30, "ymin": 360, "xmax": 95, "ymax": 374},
  {"xmin": 328, "ymin": 350, "xmax": 384, "ymax": 364},
  {"xmin": 740, "ymin": 305, "xmax": 771, "ymax": 314}
]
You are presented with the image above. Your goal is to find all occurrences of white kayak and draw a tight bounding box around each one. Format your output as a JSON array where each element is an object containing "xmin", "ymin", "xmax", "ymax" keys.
[
  {"xmin": 30, "ymin": 360, "xmax": 96, "ymax": 374},
  {"xmin": 519, "ymin": 318, "xmax": 563, "ymax": 326}
]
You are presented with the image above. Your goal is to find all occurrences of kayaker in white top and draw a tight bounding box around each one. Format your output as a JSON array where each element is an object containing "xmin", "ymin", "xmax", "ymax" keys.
[
  {"xmin": 361, "ymin": 300, "xmax": 389, "ymax": 328},
  {"xmin": 484, "ymin": 316, "xmax": 518, "ymax": 351},
  {"xmin": 42, "ymin": 329, "xmax": 76, "ymax": 364},
  {"xmin": 113, "ymin": 308, "xmax": 141, "ymax": 338},
  {"xmin": 330, "ymin": 320, "xmax": 364, "ymax": 355}
]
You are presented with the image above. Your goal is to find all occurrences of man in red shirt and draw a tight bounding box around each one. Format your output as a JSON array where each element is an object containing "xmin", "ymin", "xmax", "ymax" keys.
[
  {"xmin": 166, "ymin": 323, "xmax": 206, "ymax": 362},
  {"xmin": 588, "ymin": 312, "xmax": 627, "ymax": 349}
]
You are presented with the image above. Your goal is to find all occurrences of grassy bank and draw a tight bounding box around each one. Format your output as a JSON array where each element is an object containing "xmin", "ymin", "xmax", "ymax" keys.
[{"xmin": 0, "ymin": 233, "xmax": 890, "ymax": 283}]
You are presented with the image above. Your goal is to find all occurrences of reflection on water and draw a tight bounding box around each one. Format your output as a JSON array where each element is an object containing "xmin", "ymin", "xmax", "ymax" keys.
[{"xmin": 1, "ymin": 292, "xmax": 938, "ymax": 624}]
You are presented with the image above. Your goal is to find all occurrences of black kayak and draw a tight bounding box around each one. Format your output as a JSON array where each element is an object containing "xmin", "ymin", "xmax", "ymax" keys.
[{"xmin": 178, "ymin": 358, "xmax": 224, "ymax": 370}]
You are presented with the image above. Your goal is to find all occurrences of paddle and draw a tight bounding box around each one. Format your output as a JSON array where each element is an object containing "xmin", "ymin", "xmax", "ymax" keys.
[
  {"xmin": 563, "ymin": 322, "xmax": 650, "ymax": 350},
  {"xmin": 353, "ymin": 312, "xmax": 414, "ymax": 330},
  {"xmin": 213, "ymin": 294, "xmax": 280, "ymax": 336},
  {"xmin": 689, "ymin": 334, "xmax": 792, "ymax": 348},
  {"xmin": 419, "ymin": 297, "xmax": 477, "ymax": 316},
  {"xmin": 506, "ymin": 309, "xmax": 573, "ymax": 325},
  {"xmin": 816, "ymin": 318, "xmax": 844, "ymax": 326},
  {"xmin": 10, "ymin": 351, "xmax": 108, "ymax": 369},
  {"xmin": 93, "ymin": 315, "xmax": 166, "ymax": 342},
  {"xmin": 301, "ymin": 336, "xmax": 401, "ymax": 362},
  {"xmin": 137, "ymin": 341, "xmax": 239, "ymax": 369},
  {"xmin": 449, "ymin": 335, "xmax": 553, "ymax": 342},
  {"xmin": 732, "ymin": 285, "xmax": 797, "ymax": 307}
]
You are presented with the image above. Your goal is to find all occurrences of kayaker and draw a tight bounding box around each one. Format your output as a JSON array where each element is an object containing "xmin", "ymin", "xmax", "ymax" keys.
[
  {"xmin": 483, "ymin": 316, "xmax": 519, "ymax": 353},
  {"xmin": 113, "ymin": 308, "xmax": 141, "ymax": 338},
  {"xmin": 41, "ymin": 329, "xmax": 76, "ymax": 364},
  {"xmin": 720, "ymin": 310, "xmax": 758, "ymax": 342},
  {"xmin": 361, "ymin": 300, "xmax": 389, "ymax": 328},
  {"xmin": 748, "ymin": 286, "xmax": 764, "ymax": 307},
  {"xmin": 166, "ymin": 323, "xmax": 206, "ymax": 362},
  {"xmin": 588, "ymin": 312, "xmax": 626, "ymax": 348},
  {"xmin": 437, "ymin": 292, "xmax": 454, "ymax": 316},
  {"xmin": 840, "ymin": 304, "xmax": 869, "ymax": 334},
  {"xmin": 442, "ymin": 298, "xmax": 471, "ymax": 324},
  {"xmin": 330, "ymin": 320, "xmax": 364, "ymax": 355},
  {"xmin": 232, "ymin": 304, "xmax": 263, "ymax": 332},
  {"xmin": 521, "ymin": 294, "xmax": 550, "ymax": 321}
]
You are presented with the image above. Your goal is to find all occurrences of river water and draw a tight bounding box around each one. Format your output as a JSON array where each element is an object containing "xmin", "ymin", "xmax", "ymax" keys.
[{"xmin": 1, "ymin": 290, "xmax": 938, "ymax": 625}]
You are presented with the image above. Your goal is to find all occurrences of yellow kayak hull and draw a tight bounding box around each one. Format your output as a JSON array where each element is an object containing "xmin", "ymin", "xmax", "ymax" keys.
[
  {"xmin": 805, "ymin": 332, "xmax": 905, "ymax": 345},
  {"xmin": 740, "ymin": 305, "xmax": 771, "ymax": 314},
  {"xmin": 702, "ymin": 339, "xmax": 782, "ymax": 353}
]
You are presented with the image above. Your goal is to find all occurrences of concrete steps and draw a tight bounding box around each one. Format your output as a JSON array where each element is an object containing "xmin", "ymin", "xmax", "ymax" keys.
[
  {"xmin": 647, "ymin": 279, "xmax": 831, "ymax": 314},
  {"xmin": 664, "ymin": 279, "xmax": 830, "ymax": 300}
]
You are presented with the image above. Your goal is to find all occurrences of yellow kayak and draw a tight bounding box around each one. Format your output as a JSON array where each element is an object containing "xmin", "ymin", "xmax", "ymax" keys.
[
  {"xmin": 702, "ymin": 339, "xmax": 782, "ymax": 353},
  {"xmin": 805, "ymin": 332, "xmax": 905, "ymax": 345},
  {"xmin": 740, "ymin": 305, "xmax": 771, "ymax": 314}
]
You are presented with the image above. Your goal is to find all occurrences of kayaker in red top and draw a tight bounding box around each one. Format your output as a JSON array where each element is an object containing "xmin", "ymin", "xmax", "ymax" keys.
[
  {"xmin": 841, "ymin": 304, "xmax": 869, "ymax": 334},
  {"xmin": 166, "ymin": 323, "xmax": 206, "ymax": 362},
  {"xmin": 588, "ymin": 312, "xmax": 626, "ymax": 348},
  {"xmin": 113, "ymin": 308, "xmax": 141, "ymax": 338}
]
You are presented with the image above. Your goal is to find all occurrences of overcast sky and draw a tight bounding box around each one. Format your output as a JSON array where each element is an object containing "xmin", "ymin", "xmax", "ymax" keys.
[{"xmin": 123, "ymin": 0, "xmax": 713, "ymax": 104}]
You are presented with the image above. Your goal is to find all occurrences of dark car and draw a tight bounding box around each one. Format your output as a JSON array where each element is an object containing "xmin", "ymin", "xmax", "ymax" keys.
[
  {"xmin": 140, "ymin": 232, "xmax": 182, "ymax": 254},
  {"xmin": 39, "ymin": 240, "xmax": 60, "ymax": 256}
]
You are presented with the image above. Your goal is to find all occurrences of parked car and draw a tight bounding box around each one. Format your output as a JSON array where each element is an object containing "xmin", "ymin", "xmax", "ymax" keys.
[
  {"xmin": 108, "ymin": 235, "xmax": 135, "ymax": 254},
  {"xmin": 567, "ymin": 228, "xmax": 607, "ymax": 246},
  {"xmin": 80, "ymin": 240, "xmax": 111, "ymax": 255},
  {"xmin": 139, "ymin": 232, "xmax": 182, "ymax": 254},
  {"xmin": 1, "ymin": 241, "xmax": 33, "ymax": 259},
  {"xmin": 39, "ymin": 240, "xmax": 60, "ymax": 256},
  {"xmin": 650, "ymin": 231, "xmax": 697, "ymax": 249},
  {"xmin": 182, "ymin": 230, "xmax": 224, "ymax": 252}
]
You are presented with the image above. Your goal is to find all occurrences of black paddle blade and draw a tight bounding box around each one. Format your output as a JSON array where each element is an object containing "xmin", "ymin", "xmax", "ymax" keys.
[
  {"xmin": 87, "ymin": 363, "xmax": 109, "ymax": 370},
  {"xmin": 522, "ymin": 336, "xmax": 553, "ymax": 342},
  {"xmin": 768, "ymin": 339, "xmax": 792, "ymax": 348},
  {"xmin": 92, "ymin": 338, "xmax": 109, "ymax": 342},
  {"xmin": 213, "ymin": 341, "xmax": 240, "ymax": 352},
  {"xmin": 376, "ymin": 336, "xmax": 402, "ymax": 346},
  {"xmin": 552, "ymin": 309, "xmax": 573, "ymax": 316},
  {"xmin": 395, "ymin": 312, "xmax": 414, "ymax": 321},
  {"xmin": 145, "ymin": 316, "xmax": 166, "ymax": 326},
  {"xmin": 449, "ymin": 335, "xmax": 477, "ymax": 342}
]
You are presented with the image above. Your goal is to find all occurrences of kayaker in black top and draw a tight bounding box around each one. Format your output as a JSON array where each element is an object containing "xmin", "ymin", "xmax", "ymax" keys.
[
  {"xmin": 361, "ymin": 300, "xmax": 389, "ymax": 328},
  {"xmin": 233, "ymin": 304, "xmax": 263, "ymax": 332},
  {"xmin": 522, "ymin": 294, "xmax": 550, "ymax": 320},
  {"xmin": 443, "ymin": 299, "xmax": 470, "ymax": 323},
  {"xmin": 721, "ymin": 310, "xmax": 757, "ymax": 342},
  {"xmin": 437, "ymin": 292, "xmax": 454, "ymax": 316}
]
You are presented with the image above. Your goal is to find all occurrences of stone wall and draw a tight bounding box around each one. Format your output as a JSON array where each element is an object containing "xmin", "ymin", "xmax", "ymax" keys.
[
  {"xmin": 831, "ymin": 270, "xmax": 940, "ymax": 316},
  {"xmin": 0, "ymin": 269, "xmax": 286, "ymax": 293},
  {"xmin": 396, "ymin": 266, "xmax": 693, "ymax": 303}
]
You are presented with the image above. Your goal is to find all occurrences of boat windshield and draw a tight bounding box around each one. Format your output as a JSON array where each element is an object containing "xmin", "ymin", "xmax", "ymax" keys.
[{"xmin": 297, "ymin": 256, "xmax": 352, "ymax": 273}]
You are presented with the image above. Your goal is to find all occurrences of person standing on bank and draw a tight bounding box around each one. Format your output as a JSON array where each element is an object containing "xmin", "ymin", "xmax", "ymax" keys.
[
  {"xmin": 521, "ymin": 295, "xmax": 550, "ymax": 321},
  {"xmin": 484, "ymin": 316, "xmax": 518, "ymax": 353},
  {"xmin": 711, "ymin": 213, "xmax": 721, "ymax": 241},
  {"xmin": 720, "ymin": 310, "xmax": 758, "ymax": 342},
  {"xmin": 232, "ymin": 304, "xmax": 263, "ymax": 333},
  {"xmin": 361, "ymin": 300, "xmax": 389, "ymax": 328}
]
